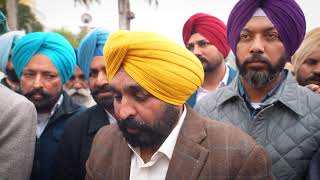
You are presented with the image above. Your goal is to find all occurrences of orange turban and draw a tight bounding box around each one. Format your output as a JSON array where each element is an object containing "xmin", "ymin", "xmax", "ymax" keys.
[{"xmin": 104, "ymin": 31, "xmax": 204, "ymax": 106}]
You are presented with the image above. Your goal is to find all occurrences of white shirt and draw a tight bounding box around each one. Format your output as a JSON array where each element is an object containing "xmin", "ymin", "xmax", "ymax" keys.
[
  {"xmin": 196, "ymin": 65, "xmax": 230, "ymax": 102},
  {"xmin": 36, "ymin": 95, "xmax": 63, "ymax": 138},
  {"xmin": 128, "ymin": 105, "xmax": 187, "ymax": 180},
  {"xmin": 104, "ymin": 109, "xmax": 117, "ymax": 124}
]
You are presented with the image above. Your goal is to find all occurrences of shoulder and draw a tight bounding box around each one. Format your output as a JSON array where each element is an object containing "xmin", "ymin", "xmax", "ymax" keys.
[
  {"xmin": 95, "ymin": 124, "xmax": 121, "ymax": 141},
  {"xmin": 201, "ymin": 118, "xmax": 271, "ymax": 175},
  {"xmin": 0, "ymin": 84, "xmax": 35, "ymax": 112},
  {"xmin": 194, "ymin": 85, "xmax": 234, "ymax": 115},
  {"xmin": 203, "ymin": 118, "xmax": 257, "ymax": 147},
  {"xmin": 90, "ymin": 124, "xmax": 123, "ymax": 151}
]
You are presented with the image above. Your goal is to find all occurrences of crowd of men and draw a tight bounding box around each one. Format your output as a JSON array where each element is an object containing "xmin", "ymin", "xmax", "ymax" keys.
[{"xmin": 0, "ymin": 0, "xmax": 320, "ymax": 179}]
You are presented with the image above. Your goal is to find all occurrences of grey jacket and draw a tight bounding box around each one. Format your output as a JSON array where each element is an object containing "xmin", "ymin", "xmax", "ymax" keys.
[
  {"xmin": 0, "ymin": 84, "xmax": 37, "ymax": 180},
  {"xmin": 195, "ymin": 73, "xmax": 320, "ymax": 180}
]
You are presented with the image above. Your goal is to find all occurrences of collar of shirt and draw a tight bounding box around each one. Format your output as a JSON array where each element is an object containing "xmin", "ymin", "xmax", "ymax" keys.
[
  {"xmin": 36, "ymin": 94, "xmax": 63, "ymax": 138},
  {"xmin": 104, "ymin": 108, "xmax": 117, "ymax": 124},
  {"xmin": 196, "ymin": 65, "xmax": 230, "ymax": 102},
  {"xmin": 238, "ymin": 71, "xmax": 287, "ymax": 117},
  {"xmin": 220, "ymin": 64, "xmax": 230, "ymax": 87},
  {"xmin": 128, "ymin": 104, "xmax": 187, "ymax": 167}
]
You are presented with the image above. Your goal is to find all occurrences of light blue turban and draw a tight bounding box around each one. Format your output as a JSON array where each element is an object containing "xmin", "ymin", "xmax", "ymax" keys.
[
  {"xmin": 12, "ymin": 32, "xmax": 76, "ymax": 84},
  {"xmin": 77, "ymin": 28, "xmax": 110, "ymax": 79},
  {"xmin": 0, "ymin": 10, "xmax": 9, "ymax": 34},
  {"xmin": 0, "ymin": 31, "xmax": 25, "ymax": 74}
]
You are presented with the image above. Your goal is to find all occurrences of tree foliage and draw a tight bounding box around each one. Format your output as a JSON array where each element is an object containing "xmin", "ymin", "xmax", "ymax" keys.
[
  {"xmin": 53, "ymin": 27, "xmax": 89, "ymax": 48},
  {"xmin": 0, "ymin": 0, "xmax": 43, "ymax": 32},
  {"xmin": 17, "ymin": 3, "xmax": 43, "ymax": 32}
]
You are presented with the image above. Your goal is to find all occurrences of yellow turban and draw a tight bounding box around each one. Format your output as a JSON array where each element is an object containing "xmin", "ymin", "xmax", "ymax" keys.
[
  {"xmin": 292, "ymin": 27, "xmax": 320, "ymax": 75},
  {"xmin": 104, "ymin": 31, "xmax": 204, "ymax": 106}
]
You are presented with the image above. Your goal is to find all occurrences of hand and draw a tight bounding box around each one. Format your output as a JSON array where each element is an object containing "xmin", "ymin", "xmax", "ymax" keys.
[{"xmin": 305, "ymin": 84, "xmax": 320, "ymax": 94}]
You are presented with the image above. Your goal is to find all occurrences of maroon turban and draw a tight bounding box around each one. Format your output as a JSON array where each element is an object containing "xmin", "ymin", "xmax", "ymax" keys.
[
  {"xmin": 183, "ymin": 13, "xmax": 230, "ymax": 58},
  {"xmin": 227, "ymin": 0, "xmax": 306, "ymax": 58}
]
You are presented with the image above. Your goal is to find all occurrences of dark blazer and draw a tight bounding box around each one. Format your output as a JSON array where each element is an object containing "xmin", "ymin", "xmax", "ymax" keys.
[
  {"xmin": 30, "ymin": 91, "xmax": 85, "ymax": 180},
  {"xmin": 86, "ymin": 106, "xmax": 272, "ymax": 180},
  {"xmin": 52, "ymin": 105, "xmax": 110, "ymax": 180},
  {"xmin": 187, "ymin": 66, "xmax": 237, "ymax": 107}
]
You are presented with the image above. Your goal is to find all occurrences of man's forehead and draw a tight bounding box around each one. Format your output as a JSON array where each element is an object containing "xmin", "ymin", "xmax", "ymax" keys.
[
  {"xmin": 188, "ymin": 33, "xmax": 208, "ymax": 43},
  {"xmin": 111, "ymin": 68, "xmax": 135, "ymax": 86},
  {"xmin": 25, "ymin": 54, "xmax": 58, "ymax": 72}
]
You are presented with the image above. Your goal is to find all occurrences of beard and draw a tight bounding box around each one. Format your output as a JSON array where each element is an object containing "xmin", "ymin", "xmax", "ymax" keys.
[
  {"xmin": 117, "ymin": 104, "xmax": 180, "ymax": 148},
  {"xmin": 91, "ymin": 84, "xmax": 114, "ymax": 110},
  {"xmin": 196, "ymin": 55, "xmax": 223, "ymax": 73},
  {"xmin": 24, "ymin": 88, "xmax": 61, "ymax": 113},
  {"xmin": 296, "ymin": 74, "xmax": 320, "ymax": 86},
  {"xmin": 65, "ymin": 87, "xmax": 92, "ymax": 106},
  {"xmin": 236, "ymin": 53, "xmax": 286, "ymax": 88},
  {"xmin": 5, "ymin": 67, "xmax": 19, "ymax": 83}
]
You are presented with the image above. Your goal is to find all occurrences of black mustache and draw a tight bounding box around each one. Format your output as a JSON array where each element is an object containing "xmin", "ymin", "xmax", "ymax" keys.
[
  {"xmin": 91, "ymin": 85, "xmax": 114, "ymax": 96},
  {"xmin": 117, "ymin": 117, "xmax": 152, "ymax": 132},
  {"xmin": 306, "ymin": 75, "xmax": 320, "ymax": 82},
  {"xmin": 196, "ymin": 55, "xmax": 208, "ymax": 63},
  {"xmin": 24, "ymin": 89, "xmax": 51, "ymax": 99},
  {"xmin": 243, "ymin": 53, "xmax": 270, "ymax": 65}
]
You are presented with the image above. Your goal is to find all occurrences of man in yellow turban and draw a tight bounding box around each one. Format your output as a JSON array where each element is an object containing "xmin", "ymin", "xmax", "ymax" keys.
[
  {"xmin": 86, "ymin": 31, "xmax": 272, "ymax": 180},
  {"xmin": 292, "ymin": 27, "xmax": 320, "ymax": 93}
]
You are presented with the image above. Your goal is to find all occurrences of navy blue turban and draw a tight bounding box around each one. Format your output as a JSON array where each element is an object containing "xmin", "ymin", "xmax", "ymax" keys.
[
  {"xmin": 12, "ymin": 32, "xmax": 76, "ymax": 84},
  {"xmin": 227, "ymin": 0, "xmax": 306, "ymax": 57},
  {"xmin": 77, "ymin": 28, "xmax": 110, "ymax": 79}
]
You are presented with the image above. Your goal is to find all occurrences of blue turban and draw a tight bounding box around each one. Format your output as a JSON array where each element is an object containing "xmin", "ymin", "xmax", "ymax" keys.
[
  {"xmin": 227, "ymin": 0, "xmax": 306, "ymax": 57},
  {"xmin": 77, "ymin": 28, "xmax": 110, "ymax": 79},
  {"xmin": 0, "ymin": 31, "xmax": 25, "ymax": 73},
  {"xmin": 12, "ymin": 32, "xmax": 76, "ymax": 84},
  {"xmin": 0, "ymin": 10, "xmax": 9, "ymax": 35}
]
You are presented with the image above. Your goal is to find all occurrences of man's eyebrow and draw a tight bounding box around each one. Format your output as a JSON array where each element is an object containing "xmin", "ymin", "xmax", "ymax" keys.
[
  {"xmin": 125, "ymin": 84, "xmax": 145, "ymax": 93},
  {"xmin": 240, "ymin": 28, "xmax": 251, "ymax": 33},
  {"xmin": 264, "ymin": 27, "xmax": 277, "ymax": 32}
]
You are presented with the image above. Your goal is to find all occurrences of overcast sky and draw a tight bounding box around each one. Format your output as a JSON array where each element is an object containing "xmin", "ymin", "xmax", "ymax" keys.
[{"xmin": 36, "ymin": 0, "xmax": 320, "ymax": 44}]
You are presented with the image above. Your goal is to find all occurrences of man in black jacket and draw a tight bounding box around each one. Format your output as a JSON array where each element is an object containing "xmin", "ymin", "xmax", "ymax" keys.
[
  {"xmin": 11, "ymin": 32, "xmax": 85, "ymax": 180},
  {"xmin": 52, "ymin": 28, "xmax": 115, "ymax": 180}
]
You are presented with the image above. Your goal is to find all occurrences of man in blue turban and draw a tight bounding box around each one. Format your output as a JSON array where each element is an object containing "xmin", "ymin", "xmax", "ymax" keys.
[
  {"xmin": 195, "ymin": 0, "xmax": 320, "ymax": 179},
  {"xmin": 11, "ymin": 32, "xmax": 85, "ymax": 180},
  {"xmin": 52, "ymin": 28, "xmax": 114, "ymax": 180},
  {"xmin": 0, "ymin": 31, "xmax": 24, "ymax": 92}
]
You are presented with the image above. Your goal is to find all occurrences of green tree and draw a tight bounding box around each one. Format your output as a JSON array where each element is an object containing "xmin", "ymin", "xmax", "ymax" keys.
[
  {"xmin": 0, "ymin": 0, "xmax": 43, "ymax": 32},
  {"xmin": 53, "ymin": 27, "xmax": 89, "ymax": 48},
  {"xmin": 17, "ymin": 3, "xmax": 43, "ymax": 32}
]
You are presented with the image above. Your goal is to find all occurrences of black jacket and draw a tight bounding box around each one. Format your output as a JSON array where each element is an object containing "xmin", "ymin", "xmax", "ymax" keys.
[
  {"xmin": 52, "ymin": 104, "xmax": 111, "ymax": 180},
  {"xmin": 31, "ymin": 91, "xmax": 85, "ymax": 180}
]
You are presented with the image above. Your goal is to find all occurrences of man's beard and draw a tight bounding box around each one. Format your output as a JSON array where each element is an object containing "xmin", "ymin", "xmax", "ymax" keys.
[
  {"xmin": 296, "ymin": 74, "xmax": 320, "ymax": 86},
  {"xmin": 91, "ymin": 84, "xmax": 114, "ymax": 110},
  {"xmin": 236, "ymin": 53, "xmax": 286, "ymax": 88},
  {"xmin": 117, "ymin": 104, "xmax": 180, "ymax": 148},
  {"xmin": 196, "ymin": 55, "xmax": 223, "ymax": 73},
  {"xmin": 65, "ymin": 88, "xmax": 92, "ymax": 106},
  {"xmin": 5, "ymin": 67, "xmax": 19, "ymax": 83},
  {"xmin": 24, "ymin": 88, "xmax": 61, "ymax": 113}
]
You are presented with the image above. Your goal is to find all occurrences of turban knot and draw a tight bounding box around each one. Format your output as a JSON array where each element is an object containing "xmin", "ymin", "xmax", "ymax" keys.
[
  {"xmin": 77, "ymin": 28, "xmax": 110, "ymax": 79},
  {"xmin": 183, "ymin": 13, "xmax": 230, "ymax": 58},
  {"xmin": 227, "ymin": 0, "xmax": 306, "ymax": 57},
  {"xmin": 12, "ymin": 32, "xmax": 76, "ymax": 84},
  {"xmin": 104, "ymin": 31, "xmax": 204, "ymax": 106}
]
